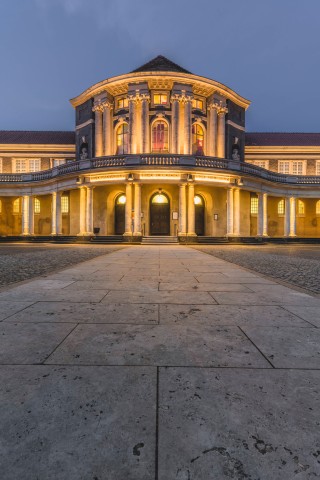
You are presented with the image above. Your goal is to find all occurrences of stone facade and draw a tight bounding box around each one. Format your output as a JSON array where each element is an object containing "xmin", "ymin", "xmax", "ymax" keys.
[{"xmin": 0, "ymin": 55, "xmax": 320, "ymax": 240}]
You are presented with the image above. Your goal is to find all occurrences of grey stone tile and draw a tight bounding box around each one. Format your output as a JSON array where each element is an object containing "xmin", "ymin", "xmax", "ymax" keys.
[
  {"xmin": 158, "ymin": 368, "xmax": 320, "ymax": 480},
  {"xmin": 0, "ymin": 289, "xmax": 108, "ymax": 303},
  {"xmin": 159, "ymin": 283, "xmax": 252, "ymax": 292},
  {"xmin": 6, "ymin": 302, "xmax": 159, "ymax": 324},
  {"xmin": 102, "ymin": 290, "xmax": 216, "ymax": 305},
  {"xmin": 195, "ymin": 274, "xmax": 274, "ymax": 284},
  {"xmin": 0, "ymin": 301, "xmax": 35, "ymax": 321},
  {"xmin": 210, "ymin": 292, "xmax": 280, "ymax": 305},
  {"xmin": 45, "ymin": 324, "xmax": 270, "ymax": 367},
  {"xmin": 281, "ymin": 306, "xmax": 320, "ymax": 327},
  {"xmin": 0, "ymin": 323, "xmax": 75, "ymax": 364},
  {"xmin": 242, "ymin": 326, "xmax": 320, "ymax": 368},
  {"xmin": 0, "ymin": 365, "xmax": 155, "ymax": 480},
  {"xmin": 159, "ymin": 304, "xmax": 311, "ymax": 327}
]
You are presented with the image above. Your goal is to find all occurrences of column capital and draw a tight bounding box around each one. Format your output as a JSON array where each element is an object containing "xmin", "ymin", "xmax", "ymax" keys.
[
  {"xmin": 170, "ymin": 93, "xmax": 193, "ymax": 104},
  {"xmin": 128, "ymin": 93, "xmax": 150, "ymax": 104},
  {"xmin": 92, "ymin": 102, "xmax": 104, "ymax": 113}
]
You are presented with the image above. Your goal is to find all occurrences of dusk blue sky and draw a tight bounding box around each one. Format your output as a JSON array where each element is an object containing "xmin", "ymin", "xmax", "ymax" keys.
[{"xmin": 1, "ymin": 0, "xmax": 319, "ymax": 132}]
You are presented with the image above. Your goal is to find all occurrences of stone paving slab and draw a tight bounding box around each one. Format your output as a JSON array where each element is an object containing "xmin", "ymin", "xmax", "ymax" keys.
[
  {"xmin": 159, "ymin": 282, "xmax": 252, "ymax": 292},
  {"xmin": 158, "ymin": 367, "xmax": 320, "ymax": 480},
  {"xmin": 159, "ymin": 304, "xmax": 312, "ymax": 327},
  {"xmin": 0, "ymin": 289, "xmax": 109, "ymax": 303},
  {"xmin": 242, "ymin": 326, "xmax": 320, "ymax": 368},
  {"xmin": 4, "ymin": 302, "xmax": 159, "ymax": 324},
  {"xmin": 281, "ymin": 305, "xmax": 320, "ymax": 327},
  {"xmin": 45, "ymin": 324, "xmax": 270, "ymax": 368},
  {"xmin": 210, "ymin": 291, "xmax": 320, "ymax": 306},
  {"xmin": 0, "ymin": 365, "xmax": 156, "ymax": 480},
  {"xmin": 0, "ymin": 322, "xmax": 75, "ymax": 364},
  {"xmin": 195, "ymin": 273, "xmax": 274, "ymax": 284},
  {"xmin": 102, "ymin": 289, "xmax": 217, "ymax": 305},
  {"xmin": 0, "ymin": 301, "xmax": 35, "ymax": 321}
]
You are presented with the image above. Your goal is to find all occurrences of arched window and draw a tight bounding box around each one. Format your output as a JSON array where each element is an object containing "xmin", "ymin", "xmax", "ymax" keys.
[
  {"xmin": 278, "ymin": 199, "xmax": 285, "ymax": 215},
  {"xmin": 316, "ymin": 200, "xmax": 320, "ymax": 215},
  {"xmin": 116, "ymin": 194, "xmax": 126, "ymax": 205},
  {"xmin": 194, "ymin": 195, "xmax": 204, "ymax": 205},
  {"xmin": 13, "ymin": 198, "xmax": 20, "ymax": 214},
  {"xmin": 192, "ymin": 124, "xmax": 205, "ymax": 155},
  {"xmin": 152, "ymin": 120, "xmax": 168, "ymax": 153},
  {"xmin": 116, "ymin": 123, "xmax": 128, "ymax": 155},
  {"xmin": 297, "ymin": 200, "xmax": 305, "ymax": 215},
  {"xmin": 151, "ymin": 192, "xmax": 168, "ymax": 204}
]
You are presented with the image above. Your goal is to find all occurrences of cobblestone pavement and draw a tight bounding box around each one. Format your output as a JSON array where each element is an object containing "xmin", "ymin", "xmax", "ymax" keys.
[
  {"xmin": 194, "ymin": 244, "xmax": 320, "ymax": 294},
  {"xmin": 0, "ymin": 245, "xmax": 319, "ymax": 479},
  {"xmin": 0, "ymin": 244, "xmax": 123, "ymax": 287}
]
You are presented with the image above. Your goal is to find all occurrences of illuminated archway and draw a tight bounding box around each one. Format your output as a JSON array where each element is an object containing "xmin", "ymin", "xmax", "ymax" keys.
[
  {"xmin": 150, "ymin": 191, "xmax": 170, "ymax": 235},
  {"xmin": 115, "ymin": 193, "xmax": 126, "ymax": 234}
]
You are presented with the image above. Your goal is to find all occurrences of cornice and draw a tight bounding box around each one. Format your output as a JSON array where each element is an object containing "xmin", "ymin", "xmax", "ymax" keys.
[
  {"xmin": 0, "ymin": 144, "xmax": 75, "ymax": 153},
  {"xmin": 245, "ymin": 146, "xmax": 320, "ymax": 155},
  {"xmin": 70, "ymin": 71, "xmax": 251, "ymax": 110}
]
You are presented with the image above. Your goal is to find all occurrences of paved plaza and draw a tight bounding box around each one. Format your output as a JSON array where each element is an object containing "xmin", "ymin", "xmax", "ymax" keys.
[{"xmin": 0, "ymin": 245, "xmax": 320, "ymax": 479}]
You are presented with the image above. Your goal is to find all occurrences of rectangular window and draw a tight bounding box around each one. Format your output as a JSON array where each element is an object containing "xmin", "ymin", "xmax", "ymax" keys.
[
  {"xmin": 153, "ymin": 93, "xmax": 168, "ymax": 105},
  {"xmin": 117, "ymin": 98, "xmax": 128, "ymax": 109},
  {"xmin": 29, "ymin": 159, "xmax": 41, "ymax": 172},
  {"xmin": 34, "ymin": 198, "xmax": 41, "ymax": 214},
  {"xmin": 13, "ymin": 198, "xmax": 20, "ymax": 214},
  {"xmin": 254, "ymin": 160, "xmax": 269, "ymax": 170},
  {"xmin": 14, "ymin": 159, "xmax": 27, "ymax": 173},
  {"xmin": 278, "ymin": 160, "xmax": 306, "ymax": 175},
  {"xmin": 316, "ymin": 161, "xmax": 320, "ymax": 176},
  {"xmin": 278, "ymin": 199, "xmax": 285, "ymax": 215},
  {"xmin": 14, "ymin": 158, "xmax": 41, "ymax": 173},
  {"xmin": 61, "ymin": 195, "xmax": 69, "ymax": 214},
  {"xmin": 250, "ymin": 196, "xmax": 259, "ymax": 215},
  {"xmin": 53, "ymin": 159, "xmax": 66, "ymax": 167},
  {"xmin": 192, "ymin": 99, "xmax": 204, "ymax": 110}
]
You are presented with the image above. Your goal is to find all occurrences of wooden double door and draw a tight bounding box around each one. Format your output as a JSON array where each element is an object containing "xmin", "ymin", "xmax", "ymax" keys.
[{"xmin": 150, "ymin": 203, "xmax": 170, "ymax": 235}]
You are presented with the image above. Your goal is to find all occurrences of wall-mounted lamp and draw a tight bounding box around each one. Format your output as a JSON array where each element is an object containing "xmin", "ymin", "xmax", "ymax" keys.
[
  {"xmin": 232, "ymin": 177, "xmax": 244, "ymax": 186},
  {"xmin": 214, "ymin": 213, "xmax": 219, "ymax": 221},
  {"xmin": 127, "ymin": 173, "xmax": 134, "ymax": 181},
  {"xmin": 187, "ymin": 174, "xmax": 193, "ymax": 182},
  {"xmin": 76, "ymin": 176, "xmax": 83, "ymax": 184}
]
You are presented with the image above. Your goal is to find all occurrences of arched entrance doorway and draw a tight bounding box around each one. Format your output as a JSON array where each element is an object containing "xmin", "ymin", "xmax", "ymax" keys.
[
  {"xmin": 150, "ymin": 191, "xmax": 170, "ymax": 235},
  {"xmin": 194, "ymin": 195, "xmax": 205, "ymax": 236},
  {"xmin": 115, "ymin": 194, "xmax": 126, "ymax": 234}
]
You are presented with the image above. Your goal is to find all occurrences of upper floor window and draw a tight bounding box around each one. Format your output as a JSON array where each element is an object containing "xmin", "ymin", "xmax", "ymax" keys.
[
  {"xmin": 316, "ymin": 161, "xmax": 320, "ymax": 176},
  {"xmin": 152, "ymin": 120, "xmax": 169, "ymax": 153},
  {"xmin": 192, "ymin": 99, "xmax": 204, "ymax": 110},
  {"xmin": 153, "ymin": 93, "xmax": 168, "ymax": 105},
  {"xmin": 192, "ymin": 124, "xmax": 205, "ymax": 156},
  {"xmin": 117, "ymin": 98, "xmax": 128, "ymax": 110},
  {"xmin": 52, "ymin": 159, "xmax": 66, "ymax": 167},
  {"xmin": 116, "ymin": 123, "xmax": 129, "ymax": 155},
  {"xmin": 278, "ymin": 160, "xmax": 306, "ymax": 175},
  {"xmin": 254, "ymin": 160, "xmax": 269, "ymax": 170},
  {"xmin": 14, "ymin": 158, "xmax": 41, "ymax": 173}
]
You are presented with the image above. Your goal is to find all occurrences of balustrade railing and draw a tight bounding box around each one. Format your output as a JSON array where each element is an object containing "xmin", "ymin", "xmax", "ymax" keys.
[{"xmin": 0, "ymin": 155, "xmax": 320, "ymax": 185}]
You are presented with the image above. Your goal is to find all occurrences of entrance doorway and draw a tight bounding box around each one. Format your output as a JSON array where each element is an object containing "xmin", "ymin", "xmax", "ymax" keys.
[
  {"xmin": 150, "ymin": 192, "xmax": 170, "ymax": 235},
  {"xmin": 115, "ymin": 194, "xmax": 126, "ymax": 234},
  {"xmin": 194, "ymin": 195, "xmax": 205, "ymax": 236}
]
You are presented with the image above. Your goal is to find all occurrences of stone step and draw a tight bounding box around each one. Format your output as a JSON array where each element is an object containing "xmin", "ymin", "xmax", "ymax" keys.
[{"xmin": 142, "ymin": 236, "xmax": 179, "ymax": 244}]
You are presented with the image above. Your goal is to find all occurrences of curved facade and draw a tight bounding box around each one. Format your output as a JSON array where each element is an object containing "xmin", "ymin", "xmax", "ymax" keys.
[{"xmin": 1, "ymin": 55, "xmax": 320, "ymax": 241}]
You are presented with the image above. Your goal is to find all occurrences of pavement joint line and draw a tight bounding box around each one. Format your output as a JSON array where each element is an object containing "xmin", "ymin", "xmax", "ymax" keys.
[
  {"xmin": 0, "ymin": 300, "xmax": 38, "ymax": 321},
  {"xmin": 42, "ymin": 323, "xmax": 79, "ymax": 364},
  {"xmin": 238, "ymin": 326, "xmax": 275, "ymax": 369},
  {"xmin": 278, "ymin": 306, "xmax": 319, "ymax": 328}
]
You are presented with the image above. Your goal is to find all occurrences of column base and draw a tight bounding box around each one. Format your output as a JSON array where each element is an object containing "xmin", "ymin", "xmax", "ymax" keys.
[
  {"xmin": 123, "ymin": 234, "xmax": 142, "ymax": 243},
  {"xmin": 178, "ymin": 234, "xmax": 198, "ymax": 244}
]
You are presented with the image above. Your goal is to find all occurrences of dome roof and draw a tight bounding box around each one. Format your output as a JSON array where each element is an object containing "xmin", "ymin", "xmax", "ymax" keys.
[{"xmin": 131, "ymin": 55, "xmax": 192, "ymax": 74}]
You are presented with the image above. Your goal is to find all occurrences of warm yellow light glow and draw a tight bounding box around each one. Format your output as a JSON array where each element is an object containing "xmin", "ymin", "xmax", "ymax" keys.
[
  {"xmin": 192, "ymin": 99, "xmax": 204, "ymax": 110},
  {"xmin": 61, "ymin": 195, "xmax": 69, "ymax": 213},
  {"xmin": 154, "ymin": 93, "xmax": 168, "ymax": 105},
  {"xmin": 194, "ymin": 195, "xmax": 203, "ymax": 205},
  {"xmin": 117, "ymin": 98, "xmax": 128, "ymax": 109},
  {"xmin": 13, "ymin": 198, "xmax": 20, "ymax": 214},
  {"xmin": 194, "ymin": 175, "xmax": 230, "ymax": 183},
  {"xmin": 151, "ymin": 194, "xmax": 168, "ymax": 204},
  {"xmin": 297, "ymin": 200, "xmax": 305, "ymax": 215},
  {"xmin": 34, "ymin": 198, "xmax": 40, "ymax": 214},
  {"xmin": 117, "ymin": 194, "xmax": 126, "ymax": 205},
  {"xmin": 278, "ymin": 199, "xmax": 285, "ymax": 215},
  {"xmin": 250, "ymin": 196, "xmax": 258, "ymax": 215}
]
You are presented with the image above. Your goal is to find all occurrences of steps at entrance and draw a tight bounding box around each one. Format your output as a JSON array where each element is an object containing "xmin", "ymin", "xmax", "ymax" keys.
[
  {"xmin": 197, "ymin": 237, "xmax": 229, "ymax": 244},
  {"xmin": 89, "ymin": 236, "xmax": 124, "ymax": 244},
  {"xmin": 142, "ymin": 236, "xmax": 179, "ymax": 245}
]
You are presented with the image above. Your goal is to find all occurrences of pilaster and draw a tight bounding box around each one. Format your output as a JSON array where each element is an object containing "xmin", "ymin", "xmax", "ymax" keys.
[
  {"xmin": 226, "ymin": 188, "xmax": 234, "ymax": 236},
  {"xmin": 21, "ymin": 195, "xmax": 30, "ymax": 236},
  {"xmin": 92, "ymin": 103, "xmax": 104, "ymax": 157},
  {"xmin": 178, "ymin": 183, "xmax": 187, "ymax": 235}
]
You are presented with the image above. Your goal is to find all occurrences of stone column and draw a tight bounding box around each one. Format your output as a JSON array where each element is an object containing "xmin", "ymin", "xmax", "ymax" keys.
[
  {"xmin": 257, "ymin": 193, "xmax": 264, "ymax": 236},
  {"xmin": 93, "ymin": 104, "xmax": 104, "ymax": 157},
  {"xmin": 184, "ymin": 98, "xmax": 192, "ymax": 155},
  {"xmin": 124, "ymin": 182, "xmax": 133, "ymax": 235},
  {"xmin": 51, "ymin": 192, "xmax": 57, "ymax": 235},
  {"xmin": 207, "ymin": 103, "xmax": 218, "ymax": 157},
  {"xmin": 187, "ymin": 183, "xmax": 196, "ymax": 236},
  {"xmin": 284, "ymin": 197, "xmax": 290, "ymax": 236},
  {"xmin": 263, "ymin": 193, "xmax": 268, "ymax": 236},
  {"xmin": 217, "ymin": 107, "xmax": 227, "ymax": 158},
  {"xmin": 22, "ymin": 195, "xmax": 30, "ymax": 235},
  {"xmin": 28, "ymin": 196, "xmax": 34, "ymax": 235},
  {"xmin": 78, "ymin": 186, "xmax": 86, "ymax": 235},
  {"xmin": 289, "ymin": 197, "xmax": 297, "ymax": 237},
  {"xmin": 226, "ymin": 188, "xmax": 234, "ymax": 235},
  {"xmin": 103, "ymin": 101, "xmax": 113, "ymax": 156},
  {"xmin": 141, "ymin": 95, "xmax": 150, "ymax": 153},
  {"xmin": 128, "ymin": 97, "xmax": 137, "ymax": 154},
  {"xmin": 178, "ymin": 184, "xmax": 187, "ymax": 235},
  {"xmin": 233, "ymin": 188, "xmax": 240, "ymax": 236},
  {"xmin": 86, "ymin": 186, "xmax": 94, "ymax": 235},
  {"xmin": 133, "ymin": 183, "xmax": 142, "ymax": 235},
  {"xmin": 171, "ymin": 96, "xmax": 180, "ymax": 154}
]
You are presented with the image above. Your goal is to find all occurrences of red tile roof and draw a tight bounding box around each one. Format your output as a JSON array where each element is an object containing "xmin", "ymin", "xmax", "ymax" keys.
[
  {"xmin": 245, "ymin": 132, "xmax": 320, "ymax": 147},
  {"xmin": 0, "ymin": 131, "xmax": 75, "ymax": 145}
]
